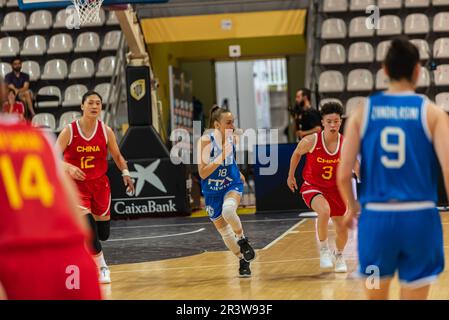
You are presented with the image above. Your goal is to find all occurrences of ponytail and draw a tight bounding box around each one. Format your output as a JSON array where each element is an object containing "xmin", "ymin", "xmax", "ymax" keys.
[{"xmin": 208, "ymin": 104, "xmax": 229, "ymax": 128}]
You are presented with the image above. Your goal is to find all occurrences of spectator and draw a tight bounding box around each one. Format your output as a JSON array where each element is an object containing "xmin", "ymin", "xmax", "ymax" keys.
[
  {"xmin": 2, "ymin": 89, "xmax": 25, "ymax": 121},
  {"xmin": 5, "ymin": 57, "xmax": 35, "ymax": 118},
  {"xmin": 294, "ymin": 88, "xmax": 321, "ymax": 139}
]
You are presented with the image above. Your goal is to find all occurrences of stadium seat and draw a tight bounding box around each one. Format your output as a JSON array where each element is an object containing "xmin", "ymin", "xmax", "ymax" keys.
[
  {"xmin": 433, "ymin": 0, "xmax": 449, "ymax": 6},
  {"xmin": 57, "ymin": 111, "xmax": 81, "ymax": 131},
  {"xmin": 0, "ymin": 0, "xmax": 5, "ymax": 6},
  {"xmin": 433, "ymin": 12, "xmax": 449, "ymax": 32},
  {"xmin": 435, "ymin": 92, "xmax": 449, "ymax": 111},
  {"xmin": 5, "ymin": 0, "xmax": 18, "ymax": 7},
  {"xmin": 41, "ymin": 59, "xmax": 68, "ymax": 80},
  {"xmin": 21, "ymin": 35, "xmax": 47, "ymax": 56},
  {"xmin": 347, "ymin": 69, "xmax": 373, "ymax": 91},
  {"xmin": 376, "ymin": 69, "xmax": 389, "ymax": 90},
  {"xmin": 376, "ymin": 40, "xmax": 391, "ymax": 62},
  {"xmin": 106, "ymin": 11, "xmax": 120, "ymax": 26},
  {"xmin": 74, "ymin": 32, "xmax": 101, "ymax": 53},
  {"xmin": 83, "ymin": 8, "xmax": 106, "ymax": 27},
  {"xmin": 68, "ymin": 58, "xmax": 95, "ymax": 79},
  {"xmin": 1, "ymin": 12, "xmax": 26, "ymax": 31},
  {"xmin": 21, "ymin": 61, "xmax": 40, "ymax": 81},
  {"xmin": 62, "ymin": 85, "xmax": 88, "ymax": 107},
  {"xmin": 0, "ymin": 37, "xmax": 20, "ymax": 57},
  {"xmin": 348, "ymin": 42, "xmax": 374, "ymax": 63},
  {"xmin": 319, "ymin": 98, "xmax": 343, "ymax": 110},
  {"xmin": 102, "ymin": 30, "xmax": 122, "ymax": 51},
  {"xmin": 53, "ymin": 9, "xmax": 67, "ymax": 28},
  {"xmin": 346, "ymin": 96, "xmax": 367, "ymax": 116},
  {"xmin": 32, "ymin": 113, "xmax": 56, "ymax": 131},
  {"xmin": 100, "ymin": 110, "xmax": 111, "ymax": 123},
  {"xmin": 378, "ymin": 0, "xmax": 402, "ymax": 9},
  {"xmin": 349, "ymin": 17, "xmax": 375, "ymax": 38},
  {"xmin": 94, "ymin": 83, "xmax": 116, "ymax": 104},
  {"xmin": 0, "ymin": 62, "xmax": 11, "ymax": 79},
  {"xmin": 377, "ymin": 15, "xmax": 402, "ymax": 36},
  {"xmin": 321, "ymin": 18, "xmax": 347, "ymax": 39},
  {"xmin": 47, "ymin": 33, "xmax": 73, "ymax": 54},
  {"xmin": 434, "ymin": 38, "xmax": 449, "ymax": 59},
  {"xmin": 405, "ymin": 0, "xmax": 430, "ymax": 7},
  {"xmin": 320, "ymin": 44, "xmax": 346, "ymax": 65},
  {"xmin": 410, "ymin": 39, "xmax": 430, "ymax": 60},
  {"xmin": 404, "ymin": 14, "xmax": 429, "ymax": 35},
  {"xmin": 323, "ymin": 0, "xmax": 347, "ymax": 12},
  {"xmin": 417, "ymin": 66, "xmax": 431, "ymax": 87},
  {"xmin": 318, "ymin": 71, "xmax": 345, "ymax": 93},
  {"xmin": 36, "ymin": 86, "xmax": 62, "ymax": 108},
  {"xmin": 434, "ymin": 64, "xmax": 449, "ymax": 86},
  {"xmin": 27, "ymin": 10, "xmax": 53, "ymax": 30},
  {"xmin": 96, "ymin": 56, "xmax": 116, "ymax": 77},
  {"xmin": 349, "ymin": 0, "xmax": 375, "ymax": 11}
]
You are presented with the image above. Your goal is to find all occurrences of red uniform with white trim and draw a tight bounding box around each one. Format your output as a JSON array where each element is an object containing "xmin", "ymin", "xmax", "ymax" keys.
[
  {"xmin": 0, "ymin": 119, "xmax": 102, "ymax": 299},
  {"xmin": 300, "ymin": 131, "xmax": 346, "ymax": 217},
  {"xmin": 63, "ymin": 119, "xmax": 111, "ymax": 217}
]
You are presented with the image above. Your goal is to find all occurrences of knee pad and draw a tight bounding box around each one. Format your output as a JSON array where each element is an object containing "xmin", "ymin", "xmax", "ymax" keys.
[
  {"xmin": 222, "ymin": 197, "xmax": 238, "ymax": 219},
  {"xmin": 86, "ymin": 214, "xmax": 102, "ymax": 254},
  {"xmin": 96, "ymin": 220, "xmax": 110, "ymax": 241},
  {"xmin": 217, "ymin": 224, "xmax": 234, "ymax": 239},
  {"xmin": 217, "ymin": 224, "xmax": 240, "ymax": 255}
]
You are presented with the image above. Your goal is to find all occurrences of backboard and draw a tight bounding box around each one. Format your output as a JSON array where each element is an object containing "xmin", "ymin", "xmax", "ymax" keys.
[{"xmin": 18, "ymin": 0, "xmax": 168, "ymax": 10}]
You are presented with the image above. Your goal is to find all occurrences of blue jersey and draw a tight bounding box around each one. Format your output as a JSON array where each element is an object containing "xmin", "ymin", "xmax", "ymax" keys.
[
  {"xmin": 200, "ymin": 132, "xmax": 242, "ymax": 195},
  {"xmin": 359, "ymin": 91, "xmax": 438, "ymax": 205}
]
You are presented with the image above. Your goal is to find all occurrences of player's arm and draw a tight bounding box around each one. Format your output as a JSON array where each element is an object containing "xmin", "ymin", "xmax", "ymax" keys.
[
  {"xmin": 106, "ymin": 126, "xmax": 135, "ymax": 194},
  {"xmin": 197, "ymin": 135, "xmax": 232, "ymax": 180},
  {"xmin": 287, "ymin": 134, "xmax": 316, "ymax": 192},
  {"xmin": 0, "ymin": 281, "xmax": 7, "ymax": 300},
  {"xmin": 353, "ymin": 158, "xmax": 361, "ymax": 181},
  {"xmin": 55, "ymin": 126, "xmax": 86, "ymax": 181}
]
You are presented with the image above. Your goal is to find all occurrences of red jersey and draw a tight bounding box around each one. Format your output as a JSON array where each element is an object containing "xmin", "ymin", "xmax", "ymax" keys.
[
  {"xmin": 63, "ymin": 119, "xmax": 108, "ymax": 181},
  {"xmin": 302, "ymin": 131, "xmax": 343, "ymax": 191},
  {"xmin": 2, "ymin": 102, "xmax": 25, "ymax": 116},
  {"xmin": 0, "ymin": 119, "xmax": 87, "ymax": 250}
]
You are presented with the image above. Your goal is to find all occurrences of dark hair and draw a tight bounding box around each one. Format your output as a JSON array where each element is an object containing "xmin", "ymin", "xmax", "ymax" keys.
[
  {"xmin": 209, "ymin": 105, "xmax": 230, "ymax": 128},
  {"xmin": 384, "ymin": 36, "xmax": 420, "ymax": 81},
  {"xmin": 81, "ymin": 90, "xmax": 103, "ymax": 105},
  {"xmin": 11, "ymin": 56, "xmax": 21, "ymax": 64},
  {"xmin": 8, "ymin": 88, "xmax": 16, "ymax": 96},
  {"xmin": 298, "ymin": 88, "xmax": 311, "ymax": 100},
  {"xmin": 320, "ymin": 101, "xmax": 344, "ymax": 118}
]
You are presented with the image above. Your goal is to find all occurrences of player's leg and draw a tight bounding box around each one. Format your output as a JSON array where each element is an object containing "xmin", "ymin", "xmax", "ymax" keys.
[
  {"xmin": 309, "ymin": 194, "xmax": 333, "ymax": 268},
  {"xmin": 331, "ymin": 216, "xmax": 348, "ymax": 273},
  {"xmin": 400, "ymin": 285, "xmax": 430, "ymax": 300},
  {"xmin": 365, "ymin": 279, "xmax": 392, "ymax": 300}
]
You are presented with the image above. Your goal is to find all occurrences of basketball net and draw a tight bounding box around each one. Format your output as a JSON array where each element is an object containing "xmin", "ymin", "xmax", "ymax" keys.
[{"xmin": 71, "ymin": 0, "xmax": 104, "ymax": 25}]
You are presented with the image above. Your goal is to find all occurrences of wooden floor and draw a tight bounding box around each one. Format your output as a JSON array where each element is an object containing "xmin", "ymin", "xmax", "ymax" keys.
[{"xmin": 104, "ymin": 213, "xmax": 449, "ymax": 300}]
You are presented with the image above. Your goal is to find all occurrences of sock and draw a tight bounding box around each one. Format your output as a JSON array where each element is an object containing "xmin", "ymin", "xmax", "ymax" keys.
[
  {"xmin": 95, "ymin": 252, "xmax": 107, "ymax": 269},
  {"xmin": 320, "ymin": 239, "xmax": 329, "ymax": 250},
  {"xmin": 236, "ymin": 233, "xmax": 245, "ymax": 240}
]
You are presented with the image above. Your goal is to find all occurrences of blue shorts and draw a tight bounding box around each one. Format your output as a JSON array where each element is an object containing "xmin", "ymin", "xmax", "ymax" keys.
[
  {"xmin": 204, "ymin": 183, "xmax": 244, "ymax": 221},
  {"xmin": 358, "ymin": 206, "xmax": 444, "ymax": 287}
]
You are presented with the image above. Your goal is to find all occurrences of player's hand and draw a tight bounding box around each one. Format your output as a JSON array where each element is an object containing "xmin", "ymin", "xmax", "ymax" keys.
[
  {"xmin": 287, "ymin": 175, "xmax": 298, "ymax": 192},
  {"xmin": 123, "ymin": 175, "xmax": 135, "ymax": 195},
  {"xmin": 344, "ymin": 202, "xmax": 361, "ymax": 229},
  {"xmin": 67, "ymin": 164, "xmax": 86, "ymax": 181}
]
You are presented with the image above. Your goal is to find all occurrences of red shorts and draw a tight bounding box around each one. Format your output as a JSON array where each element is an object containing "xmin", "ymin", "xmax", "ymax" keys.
[
  {"xmin": 76, "ymin": 175, "xmax": 111, "ymax": 217},
  {"xmin": 0, "ymin": 243, "xmax": 102, "ymax": 300},
  {"xmin": 300, "ymin": 182, "xmax": 347, "ymax": 217}
]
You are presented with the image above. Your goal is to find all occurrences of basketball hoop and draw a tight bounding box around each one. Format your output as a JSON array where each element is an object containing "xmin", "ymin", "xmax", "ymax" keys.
[{"xmin": 71, "ymin": 0, "xmax": 104, "ymax": 26}]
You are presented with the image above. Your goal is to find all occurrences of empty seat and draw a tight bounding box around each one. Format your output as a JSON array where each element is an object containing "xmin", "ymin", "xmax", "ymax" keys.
[
  {"xmin": 376, "ymin": 69, "xmax": 390, "ymax": 90},
  {"xmin": 100, "ymin": 110, "xmax": 111, "ymax": 123},
  {"xmin": 53, "ymin": 9, "xmax": 67, "ymax": 28},
  {"xmin": 320, "ymin": 44, "xmax": 346, "ymax": 65},
  {"xmin": 347, "ymin": 69, "xmax": 373, "ymax": 91},
  {"xmin": 417, "ymin": 67, "xmax": 431, "ymax": 87},
  {"xmin": 434, "ymin": 12, "xmax": 449, "ymax": 32},
  {"xmin": 350, "ymin": 0, "xmax": 375, "ymax": 11},
  {"xmin": 68, "ymin": 58, "xmax": 95, "ymax": 79},
  {"xmin": 62, "ymin": 85, "xmax": 88, "ymax": 107},
  {"xmin": 435, "ymin": 92, "xmax": 449, "ymax": 112},
  {"xmin": 377, "ymin": 15, "xmax": 402, "ymax": 36},
  {"xmin": 319, "ymin": 71, "xmax": 345, "ymax": 93},
  {"xmin": 106, "ymin": 11, "xmax": 120, "ymax": 26},
  {"xmin": 36, "ymin": 86, "xmax": 62, "ymax": 108},
  {"xmin": 41, "ymin": 59, "xmax": 68, "ymax": 80},
  {"xmin": 405, "ymin": 0, "xmax": 430, "ymax": 6},
  {"xmin": 348, "ymin": 42, "xmax": 374, "ymax": 63},
  {"xmin": 96, "ymin": 56, "xmax": 116, "ymax": 77},
  {"xmin": 82, "ymin": 8, "xmax": 106, "ymax": 27},
  {"xmin": 321, "ymin": 18, "xmax": 347, "ymax": 39},
  {"xmin": 57, "ymin": 111, "xmax": 82, "ymax": 131},
  {"xmin": 376, "ymin": 40, "xmax": 392, "ymax": 62},
  {"xmin": 102, "ymin": 30, "xmax": 121, "ymax": 51},
  {"xmin": 0, "ymin": 0, "xmax": 5, "ymax": 6},
  {"xmin": 21, "ymin": 61, "xmax": 40, "ymax": 81},
  {"xmin": 349, "ymin": 17, "xmax": 375, "ymax": 38},
  {"xmin": 433, "ymin": 0, "xmax": 449, "ymax": 6},
  {"xmin": 0, "ymin": 37, "xmax": 20, "ymax": 58},
  {"xmin": 32, "ymin": 113, "xmax": 56, "ymax": 131},
  {"xmin": 1, "ymin": 12, "xmax": 26, "ymax": 31},
  {"xmin": 434, "ymin": 38, "xmax": 449, "ymax": 59},
  {"xmin": 94, "ymin": 83, "xmax": 116, "ymax": 104},
  {"xmin": 434, "ymin": 64, "xmax": 449, "ymax": 86},
  {"xmin": 0, "ymin": 62, "xmax": 11, "ymax": 79},
  {"xmin": 346, "ymin": 96, "xmax": 367, "ymax": 116},
  {"xmin": 74, "ymin": 32, "xmax": 100, "ymax": 53},
  {"xmin": 323, "ymin": 0, "xmax": 347, "ymax": 12},
  {"xmin": 27, "ymin": 10, "xmax": 53, "ymax": 30},
  {"xmin": 5, "ymin": 0, "xmax": 18, "ymax": 7},
  {"xmin": 378, "ymin": 0, "xmax": 402, "ymax": 9},
  {"xmin": 21, "ymin": 35, "xmax": 47, "ymax": 56},
  {"xmin": 410, "ymin": 39, "xmax": 430, "ymax": 60},
  {"xmin": 47, "ymin": 34, "xmax": 73, "ymax": 54},
  {"xmin": 404, "ymin": 14, "xmax": 429, "ymax": 34}
]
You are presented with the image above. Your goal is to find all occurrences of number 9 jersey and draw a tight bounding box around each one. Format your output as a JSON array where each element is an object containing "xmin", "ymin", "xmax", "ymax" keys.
[{"xmin": 359, "ymin": 92, "xmax": 438, "ymax": 205}]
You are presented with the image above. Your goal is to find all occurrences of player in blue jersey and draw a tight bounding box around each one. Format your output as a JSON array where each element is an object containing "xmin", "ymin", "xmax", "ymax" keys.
[
  {"xmin": 337, "ymin": 37, "xmax": 449, "ymax": 299},
  {"xmin": 197, "ymin": 105, "xmax": 255, "ymax": 277}
]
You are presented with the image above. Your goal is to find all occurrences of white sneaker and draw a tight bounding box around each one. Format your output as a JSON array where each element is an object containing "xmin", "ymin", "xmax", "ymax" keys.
[
  {"xmin": 99, "ymin": 267, "xmax": 111, "ymax": 284},
  {"xmin": 320, "ymin": 247, "xmax": 334, "ymax": 269},
  {"xmin": 334, "ymin": 253, "xmax": 348, "ymax": 273}
]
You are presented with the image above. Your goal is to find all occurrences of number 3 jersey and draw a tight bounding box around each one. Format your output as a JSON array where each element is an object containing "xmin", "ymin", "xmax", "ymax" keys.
[
  {"xmin": 302, "ymin": 131, "xmax": 343, "ymax": 191},
  {"xmin": 359, "ymin": 92, "xmax": 438, "ymax": 205},
  {"xmin": 63, "ymin": 120, "xmax": 108, "ymax": 181}
]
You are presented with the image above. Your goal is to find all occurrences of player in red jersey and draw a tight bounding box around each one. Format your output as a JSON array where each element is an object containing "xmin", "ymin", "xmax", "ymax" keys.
[
  {"xmin": 287, "ymin": 102, "xmax": 357, "ymax": 273},
  {"xmin": 56, "ymin": 91, "xmax": 135, "ymax": 284},
  {"xmin": 0, "ymin": 115, "xmax": 102, "ymax": 299}
]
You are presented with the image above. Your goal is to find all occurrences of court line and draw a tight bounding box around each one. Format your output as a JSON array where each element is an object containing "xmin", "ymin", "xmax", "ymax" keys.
[
  {"xmin": 262, "ymin": 219, "xmax": 308, "ymax": 250},
  {"xmin": 108, "ymin": 228, "xmax": 205, "ymax": 242}
]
